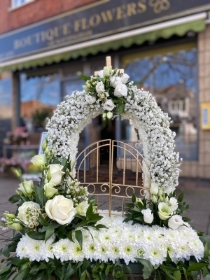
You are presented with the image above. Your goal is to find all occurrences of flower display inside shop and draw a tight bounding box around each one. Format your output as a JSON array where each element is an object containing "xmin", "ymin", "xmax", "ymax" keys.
[{"xmin": 0, "ymin": 65, "xmax": 210, "ymax": 280}]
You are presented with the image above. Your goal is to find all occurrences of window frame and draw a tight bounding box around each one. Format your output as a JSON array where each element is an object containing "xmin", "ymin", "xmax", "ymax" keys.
[{"xmin": 10, "ymin": 0, "xmax": 35, "ymax": 10}]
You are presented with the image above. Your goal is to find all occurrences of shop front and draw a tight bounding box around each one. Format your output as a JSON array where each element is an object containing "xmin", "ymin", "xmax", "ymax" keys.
[{"xmin": 0, "ymin": 0, "xmax": 210, "ymax": 178}]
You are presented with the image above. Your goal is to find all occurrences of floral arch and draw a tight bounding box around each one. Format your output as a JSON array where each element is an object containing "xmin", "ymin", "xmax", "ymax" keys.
[
  {"xmin": 1, "ymin": 67, "xmax": 209, "ymax": 280},
  {"xmin": 46, "ymin": 67, "xmax": 180, "ymax": 195}
]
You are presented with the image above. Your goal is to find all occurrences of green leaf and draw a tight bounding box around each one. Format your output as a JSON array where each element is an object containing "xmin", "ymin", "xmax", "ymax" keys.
[
  {"xmin": 45, "ymin": 226, "xmax": 54, "ymax": 241},
  {"xmin": 2, "ymin": 246, "xmax": 10, "ymax": 257},
  {"xmin": 187, "ymin": 263, "xmax": 207, "ymax": 271},
  {"xmin": 34, "ymin": 186, "xmax": 45, "ymax": 206},
  {"xmin": 80, "ymin": 271, "xmax": 86, "ymax": 280},
  {"xmin": 105, "ymin": 264, "xmax": 113, "ymax": 276},
  {"xmin": 132, "ymin": 193, "xmax": 136, "ymax": 203},
  {"xmin": 63, "ymin": 263, "xmax": 76, "ymax": 280},
  {"xmin": 95, "ymin": 224, "xmax": 107, "ymax": 230},
  {"xmin": 136, "ymin": 258, "xmax": 153, "ymax": 279},
  {"xmin": 57, "ymin": 225, "xmax": 66, "ymax": 239},
  {"xmin": 66, "ymin": 230, "xmax": 74, "ymax": 242},
  {"xmin": 8, "ymin": 194, "xmax": 20, "ymax": 203},
  {"xmin": 86, "ymin": 204, "xmax": 93, "ymax": 220},
  {"xmin": 160, "ymin": 266, "xmax": 181, "ymax": 280},
  {"xmin": 13, "ymin": 268, "xmax": 29, "ymax": 280},
  {"xmin": 0, "ymin": 265, "xmax": 11, "ymax": 275},
  {"xmin": 78, "ymin": 72, "xmax": 90, "ymax": 81},
  {"xmin": 27, "ymin": 231, "xmax": 45, "ymax": 240},
  {"xmin": 204, "ymin": 241, "xmax": 210, "ymax": 259},
  {"xmin": 177, "ymin": 192, "xmax": 184, "ymax": 203},
  {"xmin": 38, "ymin": 214, "xmax": 49, "ymax": 226},
  {"xmin": 75, "ymin": 230, "xmax": 83, "ymax": 249}
]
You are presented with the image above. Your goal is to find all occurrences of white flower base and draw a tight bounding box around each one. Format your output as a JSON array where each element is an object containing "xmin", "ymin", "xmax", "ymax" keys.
[{"xmin": 16, "ymin": 213, "xmax": 204, "ymax": 266}]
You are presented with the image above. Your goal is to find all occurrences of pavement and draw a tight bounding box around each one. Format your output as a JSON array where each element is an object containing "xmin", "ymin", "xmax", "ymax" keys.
[{"xmin": 0, "ymin": 175, "xmax": 209, "ymax": 233}]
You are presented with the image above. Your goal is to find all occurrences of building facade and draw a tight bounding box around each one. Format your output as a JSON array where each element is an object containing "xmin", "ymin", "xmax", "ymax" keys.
[{"xmin": 0, "ymin": 0, "xmax": 210, "ymax": 179}]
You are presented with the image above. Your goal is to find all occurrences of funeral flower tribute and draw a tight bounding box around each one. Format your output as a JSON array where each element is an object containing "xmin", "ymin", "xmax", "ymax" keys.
[{"xmin": 0, "ymin": 67, "xmax": 210, "ymax": 280}]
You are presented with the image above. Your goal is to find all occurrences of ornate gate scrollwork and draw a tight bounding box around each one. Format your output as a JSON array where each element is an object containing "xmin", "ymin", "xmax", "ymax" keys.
[{"xmin": 74, "ymin": 139, "xmax": 150, "ymax": 216}]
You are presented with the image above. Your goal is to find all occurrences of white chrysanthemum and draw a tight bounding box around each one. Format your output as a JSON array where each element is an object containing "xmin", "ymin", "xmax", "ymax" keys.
[
  {"xmin": 53, "ymin": 239, "xmax": 71, "ymax": 262},
  {"xmin": 15, "ymin": 213, "xmax": 204, "ymax": 265},
  {"xmin": 143, "ymin": 244, "xmax": 166, "ymax": 266}
]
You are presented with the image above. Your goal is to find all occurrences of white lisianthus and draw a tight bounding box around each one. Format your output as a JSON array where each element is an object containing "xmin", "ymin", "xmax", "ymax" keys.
[
  {"xmin": 103, "ymin": 99, "xmax": 115, "ymax": 111},
  {"xmin": 169, "ymin": 197, "xmax": 178, "ymax": 212},
  {"xmin": 168, "ymin": 215, "xmax": 184, "ymax": 230},
  {"xmin": 96, "ymin": 81, "xmax": 105, "ymax": 94},
  {"xmin": 151, "ymin": 195, "xmax": 158, "ymax": 204},
  {"xmin": 85, "ymin": 95, "xmax": 96, "ymax": 104},
  {"xmin": 150, "ymin": 182, "xmax": 158, "ymax": 195},
  {"xmin": 103, "ymin": 67, "xmax": 111, "ymax": 77},
  {"xmin": 110, "ymin": 76, "xmax": 122, "ymax": 88},
  {"xmin": 114, "ymin": 83, "xmax": 128, "ymax": 97},
  {"xmin": 97, "ymin": 70, "xmax": 104, "ymax": 78},
  {"xmin": 44, "ymin": 183, "xmax": 58, "ymax": 198},
  {"xmin": 45, "ymin": 195, "xmax": 76, "ymax": 225},
  {"xmin": 106, "ymin": 112, "xmax": 113, "ymax": 119},
  {"xmin": 31, "ymin": 154, "xmax": 46, "ymax": 170},
  {"xmin": 141, "ymin": 209, "xmax": 154, "ymax": 224},
  {"xmin": 17, "ymin": 201, "xmax": 40, "ymax": 227},
  {"xmin": 18, "ymin": 180, "xmax": 34, "ymax": 195},
  {"xmin": 158, "ymin": 202, "xmax": 172, "ymax": 220},
  {"xmin": 120, "ymin": 73, "xmax": 129, "ymax": 84},
  {"xmin": 76, "ymin": 201, "xmax": 89, "ymax": 216},
  {"xmin": 47, "ymin": 164, "xmax": 65, "ymax": 186},
  {"xmin": 8, "ymin": 222, "xmax": 23, "ymax": 231}
]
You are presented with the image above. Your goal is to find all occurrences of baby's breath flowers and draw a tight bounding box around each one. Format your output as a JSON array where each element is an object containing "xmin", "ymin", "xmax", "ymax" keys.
[
  {"xmin": 46, "ymin": 67, "xmax": 180, "ymax": 194},
  {"xmin": 17, "ymin": 201, "xmax": 40, "ymax": 228}
]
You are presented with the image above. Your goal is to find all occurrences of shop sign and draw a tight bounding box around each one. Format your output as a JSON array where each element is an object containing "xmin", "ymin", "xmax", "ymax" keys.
[{"xmin": 0, "ymin": 0, "xmax": 209, "ymax": 62}]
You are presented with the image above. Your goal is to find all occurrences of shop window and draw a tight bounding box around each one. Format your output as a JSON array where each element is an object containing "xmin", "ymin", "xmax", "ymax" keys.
[
  {"xmin": 0, "ymin": 78, "xmax": 12, "ymax": 157},
  {"xmin": 121, "ymin": 43, "xmax": 198, "ymax": 161},
  {"xmin": 20, "ymin": 74, "xmax": 60, "ymax": 133},
  {"xmin": 11, "ymin": 0, "xmax": 34, "ymax": 8}
]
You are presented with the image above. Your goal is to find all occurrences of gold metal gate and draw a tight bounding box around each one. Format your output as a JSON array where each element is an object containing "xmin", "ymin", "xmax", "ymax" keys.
[{"xmin": 73, "ymin": 139, "xmax": 149, "ymax": 216}]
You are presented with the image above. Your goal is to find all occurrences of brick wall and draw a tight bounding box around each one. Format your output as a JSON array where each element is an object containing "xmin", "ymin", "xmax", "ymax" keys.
[
  {"xmin": 0, "ymin": 0, "xmax": 97, "ymax": 34},
  {"xmin": 181, "ymin": 25, "xmax": 210, "ymax": 179}
]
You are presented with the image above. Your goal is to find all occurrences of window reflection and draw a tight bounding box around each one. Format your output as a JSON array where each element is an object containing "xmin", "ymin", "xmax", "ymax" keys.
[
  {"xmin": 20, "ymin": 74, "xmax": 60, "ymax": 132},
  {"xmin": 124, "ymin": 48, "xmax": 198, "ymax": 160}
]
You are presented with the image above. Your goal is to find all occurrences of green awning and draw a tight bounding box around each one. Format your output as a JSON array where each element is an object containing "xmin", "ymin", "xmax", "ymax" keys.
[{"xmin": 0, "ymin": 18, "xmax": 205, "ymax": 72}]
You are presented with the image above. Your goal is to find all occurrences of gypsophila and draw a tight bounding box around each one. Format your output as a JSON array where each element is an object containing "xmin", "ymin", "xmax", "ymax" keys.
[{"xmin": 46, "ymin": 68, "xmax": 180, "ymax": 194}]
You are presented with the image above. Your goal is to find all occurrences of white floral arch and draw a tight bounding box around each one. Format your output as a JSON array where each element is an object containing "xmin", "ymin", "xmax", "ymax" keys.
[{"xmin": 46, "ymin": 68, "xmax": 180, "ymax": 195}]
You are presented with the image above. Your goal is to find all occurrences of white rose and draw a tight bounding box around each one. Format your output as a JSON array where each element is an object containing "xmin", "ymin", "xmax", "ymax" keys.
[
  {"xmin": 114, "ymin": 83, "xmax": 128, "ymax": 97},
  {"xmin": 18, "ymin": 180, "xmax": 34, "ymax": 195},
  {"xmin": 120, "ymin": 73, "xmax": 129, "ymax": 84},
  {"xmin": 141, "ymin": 209, "xmax": 154, "ymax": 224},
  {"xmin": 48, "ymin": 164, "xmax": 65, "ymax": 186},
  {"xmin": 17, "ymin": 201, "xmax": 40, "ymax": 225},
  {"xmin": 103, "ymin": 99, "xmax": 115, "ymax": 111},
  {"xmin": 96, "ymin": 81, "xmax": 105, "ymax": 94},
  {"xmin": 31, "ymin": 154, "xmax": 46, "ymax": 170},
  {"xmin": 85, "ymin": 95, "xmax": 96, "ymax": 104},
  {"xmin": 44, "ymin": 183, "xmax": 58, "ymax": 198},
  {"xmin": 45, "ymin": 195, "xmax": 76, "ymax": 225},
  {"xmin": 150, "ymin": 182, "xmax": 158, "ymax": 195},
  {"xmin": 158, "ymin": 202, "xmax": 173, "ymax": 220},
  {"xmin": 110, "ymin": 76, "xmax": 122, "ymax": 88},
  {"xmin": 97, "ymin": 70, "xmax": 104, "ymax": 78},
  {"xmin": 76, "ymin": 201, "xmax": 89, "ymax": 216},
  {"xmin": 168, "ymin": 215, "xmax": 183, "ymax": 230},
  {"xmin": 169, "ymin": 197, "xmax": 178, "ymax": 212}
]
